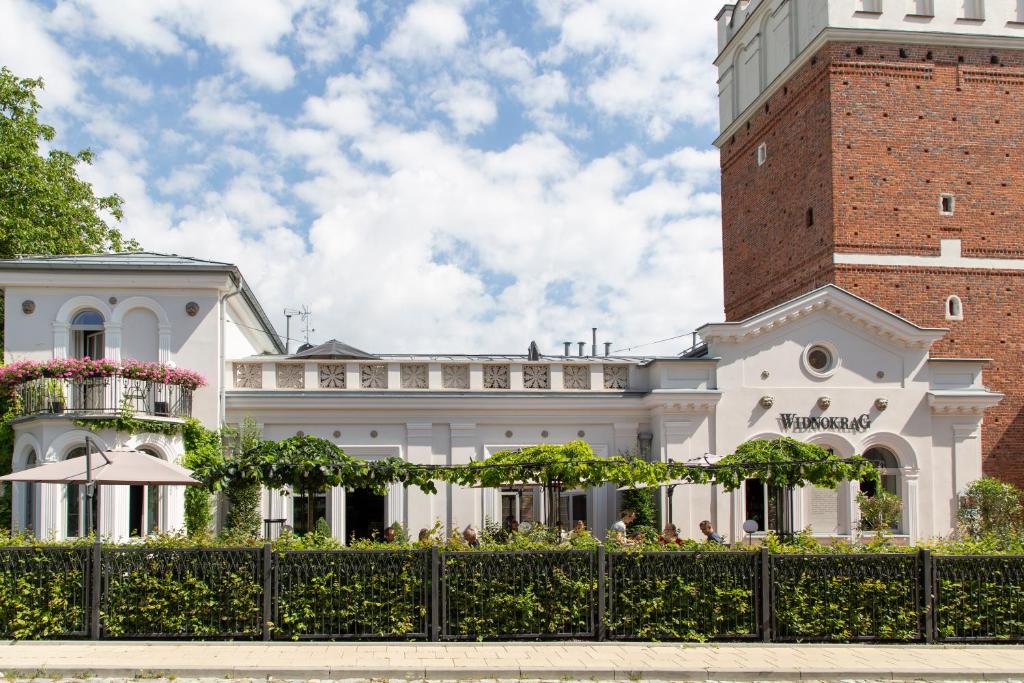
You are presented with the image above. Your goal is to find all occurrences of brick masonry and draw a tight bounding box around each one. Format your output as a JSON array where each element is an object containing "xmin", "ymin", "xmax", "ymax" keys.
[{"xmin": 721, "ymin": 41, "xmax": 1024, "ymax": 486}]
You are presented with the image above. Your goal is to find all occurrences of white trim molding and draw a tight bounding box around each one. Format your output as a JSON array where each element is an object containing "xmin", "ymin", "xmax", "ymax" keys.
[{"xmin": 835, "ymin": 239, "xmax": 1024, "ymax": 271}]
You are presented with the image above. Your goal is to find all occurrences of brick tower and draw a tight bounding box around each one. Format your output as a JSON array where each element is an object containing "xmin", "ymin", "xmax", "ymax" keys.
[{"xmin": 715, "ymin": 0, "xmax": 1024, "ymax": 486}]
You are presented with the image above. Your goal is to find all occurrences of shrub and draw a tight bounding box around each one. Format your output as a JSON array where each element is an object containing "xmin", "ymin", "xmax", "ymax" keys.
[
  {"xmin": 957, "ymin": 478, "xmax": 1024, "ymax": 540},
  {"xmin": 857, "ymin": 490, "xmax": 902, "ymax": 534}
]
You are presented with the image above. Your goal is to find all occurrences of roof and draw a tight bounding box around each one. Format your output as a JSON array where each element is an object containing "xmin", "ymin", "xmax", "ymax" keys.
[
  {"xmin": 239, "ymin": 351, "xmax": 707, "ymax": 364},
  {"xmin": 291, "ymin": 339, "xmax": 379, "ymax": 360},
  {"xmin": 0, "ymin": 252, "xmax": 285, "ymax": 354},
  {"xmin": 4, "ymin": 252, "xmax": 236, "ymax": 269}
]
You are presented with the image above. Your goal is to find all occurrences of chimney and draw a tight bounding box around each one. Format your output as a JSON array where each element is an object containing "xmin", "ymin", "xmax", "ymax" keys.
[
  {"xmin": 563, "ymin": 341, "xmax": 571, "ymax": 356},
  {"xmin": 591, "ymin": 328, "xmax": 597, "ymax": 357},
  {"xmin": 604, "ymin": 342, "xmax": 612, "ymax": 357},
  {"xmin": 577, "ymin": 341, "xmax": 586, "ymax": 357}
]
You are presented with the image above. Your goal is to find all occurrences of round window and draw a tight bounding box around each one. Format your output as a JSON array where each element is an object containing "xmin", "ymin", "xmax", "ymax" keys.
[{"xmin": 805, "ymin": 345, "xmax": 835, "ymax": 375}]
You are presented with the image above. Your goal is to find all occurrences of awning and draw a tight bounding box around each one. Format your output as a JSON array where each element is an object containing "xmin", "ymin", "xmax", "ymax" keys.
[{"xmin": 0, "ymin": 447, "xmax": 202, "ymax": 486}]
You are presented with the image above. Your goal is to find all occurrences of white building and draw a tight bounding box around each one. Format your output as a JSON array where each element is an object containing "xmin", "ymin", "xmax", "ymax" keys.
[{"xmin": 0, "ymin": 253, "xmax": 1001, "ymax": 543}]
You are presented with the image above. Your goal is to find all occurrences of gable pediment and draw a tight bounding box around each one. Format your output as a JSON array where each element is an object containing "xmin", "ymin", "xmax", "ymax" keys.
[{"xmin": 698, "ymin": 285, "xmax": 947, "ymax": 350}]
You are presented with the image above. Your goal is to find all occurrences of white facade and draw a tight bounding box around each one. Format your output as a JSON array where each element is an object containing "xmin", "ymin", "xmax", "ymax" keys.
[
  {"xmin": 1, "ymin": 254, "xmax": 1001, "ymax": 544},
  {"xmin": 715, "ymin": 0, "xmax": 1024, "ymax": 143}
]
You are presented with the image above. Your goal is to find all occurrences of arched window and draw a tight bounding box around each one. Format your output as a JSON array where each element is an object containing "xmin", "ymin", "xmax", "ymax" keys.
[
  {"xmin": 22, "ymin": 450, "xmax": 37, "ymax": 533},
  {"xmin": 70, "ymin": 309, "xmax": 105, "ymax": 359},
  {"xmin": 860, "ymin": 446, "xmax": 902, "ymax": 530},
  {"xmin": 130, "ymin": 448, "xmax": 162, "ymax": 536},
  {"xmin": 945, "ymin": 295, "xmax": 963, "ymax": 321}
]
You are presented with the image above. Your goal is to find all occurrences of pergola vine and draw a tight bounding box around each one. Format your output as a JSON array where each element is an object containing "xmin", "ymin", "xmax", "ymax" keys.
[{"xmin": 205, "ymin": 435, "xmax": 880, "ymax": 534}]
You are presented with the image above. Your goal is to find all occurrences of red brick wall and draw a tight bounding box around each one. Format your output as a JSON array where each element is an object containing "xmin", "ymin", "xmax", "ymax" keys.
[
  {"xmin": 720, "ymin": 41, "xmax": 1024, "ymax": 486},
  {"xmin": 719, "ymin": 51, "xmax": 837, "ymax": 322}
]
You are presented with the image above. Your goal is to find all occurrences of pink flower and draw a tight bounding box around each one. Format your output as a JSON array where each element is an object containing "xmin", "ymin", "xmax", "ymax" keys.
[{"xmin": 0, "ymin": 358, "xmax": 207, "ymax": 394}]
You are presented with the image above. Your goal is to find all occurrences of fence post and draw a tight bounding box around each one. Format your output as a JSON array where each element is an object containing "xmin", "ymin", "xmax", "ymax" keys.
[
  {"xmin": 760, "ymin": 547, "xmax": 771, "ymax": 643},
  {"xmin": 430, "ymin": 546, "xmax": 440, "ymax": 642},
  {"xmin": 920, "ymin": 548, "xmax": 934, "ymax": 644},
  {"xmin": 596, "ymin": 546, "xmax": 606, "ymax": 641},
  {"xmin": 262, "ymin": 543, "xmax": 272, "ymax": 641},
  {"xmin": 90, "ymin": 541, "xmax": 101, "ymax": 639}
]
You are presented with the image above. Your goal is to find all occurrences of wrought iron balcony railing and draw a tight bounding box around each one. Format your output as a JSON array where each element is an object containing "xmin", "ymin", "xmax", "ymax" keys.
[{"xmin": 13, "ymin": 375, "xmax": 193, "ymax": 420}]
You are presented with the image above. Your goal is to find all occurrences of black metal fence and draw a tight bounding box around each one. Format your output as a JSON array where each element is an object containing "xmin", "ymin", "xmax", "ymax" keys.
[
  {"xmin": 15, "ymin": 376, "xmax": 193, "ymax": 419},
  {"xmin": 0, "ymin": 545, "xmax": 1021, "ymax": 642}
]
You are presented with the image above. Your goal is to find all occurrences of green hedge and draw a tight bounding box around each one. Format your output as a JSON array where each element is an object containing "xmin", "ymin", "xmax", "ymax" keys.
[{"xmin": 0, "ymin": 534, "xmax": 1021, "ymax": 642}]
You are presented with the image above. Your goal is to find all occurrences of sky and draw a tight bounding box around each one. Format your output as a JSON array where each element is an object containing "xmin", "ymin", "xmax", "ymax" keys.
[{"xmin": 1, "ymin": 0, "xmax": 724, "ymax": 356}]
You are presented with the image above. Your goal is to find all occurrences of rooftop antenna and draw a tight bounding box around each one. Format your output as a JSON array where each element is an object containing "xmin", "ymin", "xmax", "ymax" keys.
[{"xmin": 283, "ymin": 306, "xmax": 314, "ymax": 354}]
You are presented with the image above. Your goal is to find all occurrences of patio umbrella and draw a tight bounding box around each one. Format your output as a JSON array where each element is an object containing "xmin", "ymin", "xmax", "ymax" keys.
[{"xmin": 0, "ymin": 446, "xmax": 201, "ymax": 486}]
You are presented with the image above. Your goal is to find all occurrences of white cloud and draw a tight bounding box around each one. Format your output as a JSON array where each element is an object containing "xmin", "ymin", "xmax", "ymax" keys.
[
  {"xmin": 303, "ymin": 69, "xmax": 392, "ymax": 137},
  {"xmin": 187, "ymin": 78, "xmax": 267, "ymax": 133},
  {"xmin": 384, "ymin": 0, "xmax": 470, "ymax": 60},
  {"xmin": 295, "ymin": 0, "xmax": 368, "ymax": 65},
  {"xmin": 433, "ymin": 79, "xmax": 497, "ymax": 136},
  {"xmin": 539, "ymin": 0, "xmax": 720, "ymax": 136},
  {"xmin": 52, "ymin": 0, "xmax": 299, "ymax": 89},
  {"xmin": 0, "ymin": 0, "xmax": 80, "ymax": 107},
  {"xmin": 100, "ymin": 74, "xmax": 155, "ymax": 103}
]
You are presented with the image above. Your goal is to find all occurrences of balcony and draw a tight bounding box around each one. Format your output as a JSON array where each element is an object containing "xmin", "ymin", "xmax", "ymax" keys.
[{"xmin": 13, "ymin": 375, "xmax": 193, "ymax": 420}]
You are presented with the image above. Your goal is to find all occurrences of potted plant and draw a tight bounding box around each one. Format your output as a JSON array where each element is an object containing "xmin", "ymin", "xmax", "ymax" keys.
[{"xmin": 46, "ymin": 378, "xmax": 66, "ymax": 413}]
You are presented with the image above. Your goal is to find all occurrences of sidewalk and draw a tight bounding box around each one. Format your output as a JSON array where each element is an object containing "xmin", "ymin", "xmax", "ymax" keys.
[{"xmin": 1, "ymin": 641, "xmax": 1023, "ymax": 681}]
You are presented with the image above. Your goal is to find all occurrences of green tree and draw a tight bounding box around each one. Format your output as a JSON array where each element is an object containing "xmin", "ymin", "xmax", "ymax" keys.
[
  {"xmin": 222, "ymin": 418, "xmax": 263, "ymax": 540},
  {"xmin": 181, "ymin": 419, "xmax": 223, "ymax": 538},
  {"xmin": 620, "ymin": 487, "xmax": 657, "ymax": 530},
  {"xmin": 0, "ymin": 67, "xmax": 134, "ymax": 262}
]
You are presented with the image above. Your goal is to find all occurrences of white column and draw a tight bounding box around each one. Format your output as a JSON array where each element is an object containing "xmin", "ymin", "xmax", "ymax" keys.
[
  {"xmin": 158, "ymin": 324, "xmax": 172, "ymax": 363},
  {"xmin": 662, "ymin": 420, "xmax": 693, "ymax": 535},
  {"xmin": 509, "ymin": 364, "xmax": 524, "ymax": 390},
  {"xmin": 163, "ymin": 485, "xmax": 185, "ymax": 533},
  {"xmin": 346, "ymin": 363, "xmax": 361, "ymax": 389},
  {"xmin": 387, "ymin": 363, "xmax": 401, "ymax": 389},
  {"xmin": 468, "ymin": 364, "xmax": 483, "ymax": 390},
  {"xmin": 406, "ymin": 422, "xmax": 433, "ymax": 532},
  {"xmin": 606, "ymin": 422, "xmax": 639, "ymax": 538},
  {"xmin": 304, "ymin": 362, "xmax": 318, "ymax": 390},
  {"xmin": 260, "ymin": 363, "xmax": 275, "ymax": 390},
  {"xmin": 38, "ymin": 484, "xmax": 62, "ymax": 540},
  {"xmin": 100, "ymin": 484, "xmax": 131, "ymax": 542},
  {"xmin": 550, "ymin": 364, "xmax": 563, "ymax": 391},
  {"xmin": 328, "ymin": 485, "xmax": 345, "ymax": 541},
  {"xmin": 104, "ymin": 323, "xmax": 122, "ymax": 360},
  {"xmin": 902, "ymin": 470, "xmax": 920, "ymax": 543},
  {"xmin": 428, "ymin": 363, "xmax": 442, "ymax": 389},
  {"xmin": 449, "ymin": 423, "xmax": 478, "ymax": 531},
  {"xmin": 952, "ymin": 424, "xmax": 981, "ymax": 498},
  {"xmin": 589, "ymin": 364, "xmax": 603, "ymax": 391},
  {"xmin": 52, "ymin": 322, "xmax": 69, "ymax": 359}
]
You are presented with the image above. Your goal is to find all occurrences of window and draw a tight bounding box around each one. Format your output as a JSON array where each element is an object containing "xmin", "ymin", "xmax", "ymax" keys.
[
  {"xmin": 745, "ymin": 479, "xmax": 784, "ymax": 532},
  {"xmin": 129, "ymin": 448, "xmax": 162, "ymax": 536},
  {"xmin": 857, "ymin": 0, "xmax": 882, "ymax": 13},
  {"xmin": 860, "ymin": 446, "xmax": 902, "ymax": 530},
  {"xmin": 559, "ymin": 491, "xmax": 588, "ymax": 529},
  {"xmin": 940, "ymin": 193, "xmax": 955, "ymax": 215},
  {"xmin": 1018, "ymin": 0, "xmax": 1024, "ymax": 22},
  {"xmin": 961, "ymin": 0, "xmax": 984, "ymax": 20},
  {"xmin": 22, "ymin": 450, "xmax": 37, "ymax": 532},
  {"xmin": 911, "ymin": 0, "xmax": 934, "ymax": 16},
  {"xmin": 65, "ymin": 446, "xmax": 87, "ymax": 538},
  {"xmin": 71, "ymin": 309, "xmax": 105, "ymax": 359},
  {"xmin": 293, "ymin": 491, "xmax": 328, "ymax": 535},
  {"xmin": 804, "ymin": 343, "xmax": 837, "ymax": 376},
  {"xmin": 945, "ymin": 295, "xmax": 964, "ymax": 321},
  {"xmin": 756, "ymin": 142, "xmax": 767, "ymax": 166},
  {"xmin": 501, "ymin": 488, "xmax": 537, "ymax": 526}
]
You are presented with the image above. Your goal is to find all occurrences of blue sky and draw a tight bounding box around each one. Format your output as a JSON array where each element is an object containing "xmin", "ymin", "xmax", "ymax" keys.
[{"xmin": 1, "ymin": 0, "xmax": 724, "ymax": 355}]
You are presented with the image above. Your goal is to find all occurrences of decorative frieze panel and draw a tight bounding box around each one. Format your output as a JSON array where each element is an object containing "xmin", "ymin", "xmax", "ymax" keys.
[
  {"xmin": 275, "ymin": 364, "xmax": 305, "ymax": 389},
  {"xmin": 401, "ymin": 364, "xmax": 429, "ymax": 389},
  {"xmin": 603, "ymin": 365, "xmax": 629, "ymax": 390},
  {"xmin": 522, "ymin": 364, "xmax": 550, "ymax": 389},
  {"xmin": 563, "ymin": 365, "xmax": 591, "ymax": 390},
  {"xmin": 441, "ymin": 364, "xmax": 469, "ymax": 389},
  {"xmin": 483, "ymin": 364, "xmax": 510, "ymax": 389},
  {"xmin": 361, "ymin": 364, "xmax": 388, "ymax": 389},
  {"xmin": 318, "ymin": 363, "xmax": 346, "ymax": 389},
  {"xmin": 234, "ymin": 363, "xmax": 262, "ymax": 389}
]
